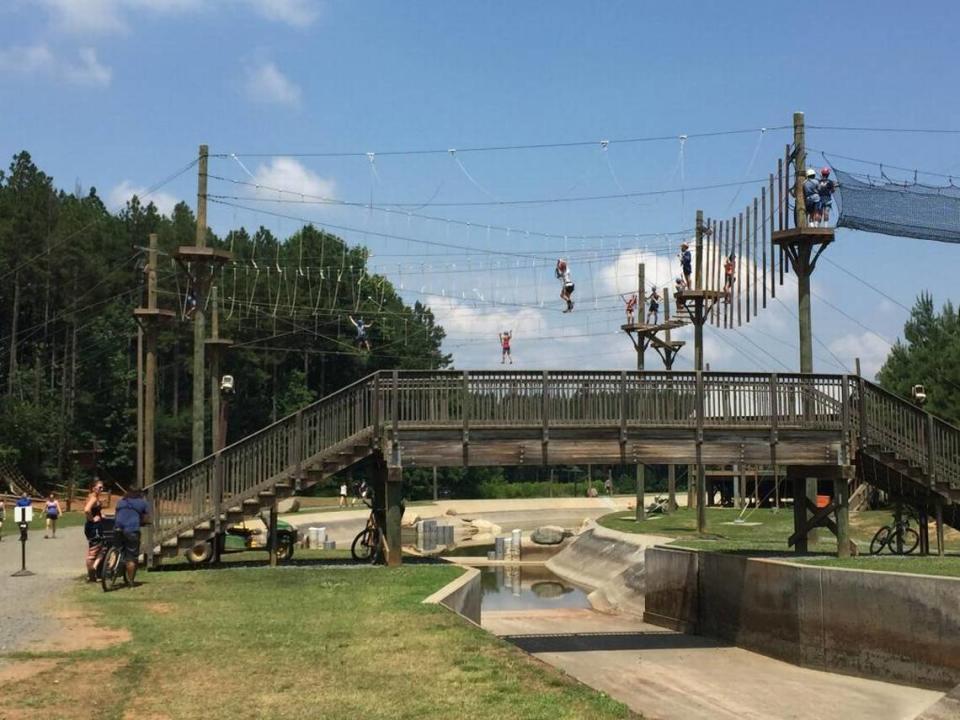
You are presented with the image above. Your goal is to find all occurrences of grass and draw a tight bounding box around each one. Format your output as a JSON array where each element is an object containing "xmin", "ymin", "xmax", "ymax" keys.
[
  {"xmin": 1, "ymin": 510, "xmax": 86, "ymax": 539},
  {"xmin": 597, "ymin": 507, "xmax": 960, "ymax": 575},
  {"xmin": 286, "ymin": 497, "xmax": 438, "ymax": 514},
  {"xmin": 2, "ymin": 564, "xmax": 637, "ymax": 720},
  {"xmin": 161, "ymin": 546, "xmax": 354, "ymax": 566}
]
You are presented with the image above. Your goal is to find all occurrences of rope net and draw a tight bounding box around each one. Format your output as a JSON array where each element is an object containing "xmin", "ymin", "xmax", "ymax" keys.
[{"xmin": 835, "ymin": 168, "xmax": 960, "ymax": 244}]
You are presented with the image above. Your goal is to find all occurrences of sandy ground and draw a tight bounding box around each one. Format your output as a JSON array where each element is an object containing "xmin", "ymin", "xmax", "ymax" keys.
[{"xmin": 483, "ymin": 607, "xmax": 943, "ymax": 720}]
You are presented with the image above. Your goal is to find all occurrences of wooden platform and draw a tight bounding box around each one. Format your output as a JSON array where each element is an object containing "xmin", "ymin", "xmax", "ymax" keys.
[
  {"xmin": 771, "ymin": 227, "xmax": 835, "ymax": 246},
  {"xmin": 620, "ymin": 318, "xmax": 688, "ymax": 334},
  {"xmin": 133, "ymin": 308, "xmax": 177, "ymax": 321},
  {"xmin": 674, "ymin": 289, "xmax": 726, "ymax": 301},
  {"xmin": 175, "ymin": 246, "xmax": 234, "ymax": 264}
]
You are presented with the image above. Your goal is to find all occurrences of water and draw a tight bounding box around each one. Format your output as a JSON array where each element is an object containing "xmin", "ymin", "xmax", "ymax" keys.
[{"xmin": 480, "ymin": 566, "xmax": 592, "ymax": 612}]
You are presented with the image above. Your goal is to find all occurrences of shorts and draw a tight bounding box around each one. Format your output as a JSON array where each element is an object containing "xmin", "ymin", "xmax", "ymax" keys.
[
  {"xmin": 84, "ymin": 521, "xmax": 104, "ymax": 548},
  {"xmin": 117, "ymin": 530, "xmax": 141, "ymax": 563},
  {"xmin": 564, "ymin": 283, "xmax": 575, "ymax": 295},
  {"xmin": 806, "ymin": 200, "xmax": 820, "ymax": 213},
  {"xmin": 682, "ymin": 265, "xmax": 692, "ymax": 275},
  {"xmin": 502, "ymin": 346, "xmax": 511, "ymax": 354},
  {"xmin": 649, "ymin": 303, "xmax": 659, "ymax": 313}
]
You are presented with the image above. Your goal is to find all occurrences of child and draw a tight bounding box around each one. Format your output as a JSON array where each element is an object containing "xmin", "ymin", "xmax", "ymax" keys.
[
  {"xmin": 621, "ymin": 293, "xmax": 638, "ymax": 324},
  {"xmin": 723, "ymin": 254, "xmax": 736, "ymax": 303},
  {"xmin": 679, "ymin": 243, "xmax": 692, "ymax": 289},
  {"xmin": 646, "ymin": 288, "xmax": 661, "ymax": 325},
  {"xmin": 674, "ymin": 277, "xmax": 686, "ymax": 313},
  {"xmin": 499, "ymin": 330, "xmax": 513, "ymax": 364},
  {"xmin": 348, "ymin": 315, "xmax": 373, "ymax": 352},
  {"xmin": 556, "ymin": 259, "xmax": 574, "ymax": 313}
]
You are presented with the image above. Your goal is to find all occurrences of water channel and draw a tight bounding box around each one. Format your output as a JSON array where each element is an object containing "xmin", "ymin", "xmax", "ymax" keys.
[{"xmin": 478, "ymin": 565, "xmax": 591, "ymax": 612}]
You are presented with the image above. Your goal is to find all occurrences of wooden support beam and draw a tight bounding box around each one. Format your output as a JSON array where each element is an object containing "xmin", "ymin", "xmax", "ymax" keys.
[
  {"xmin": 268, "ymin": 501, "xmax": 278, "ymax": 567},
  {"xmin": 745, "ymin": 206, "xmax": 751, "ymax": 323}
]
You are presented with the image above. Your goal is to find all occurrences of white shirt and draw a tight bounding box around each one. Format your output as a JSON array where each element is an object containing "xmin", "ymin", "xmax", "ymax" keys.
[
  {"xmin": 339, "ymin": 484, "xmax": 347, "ymax": 496},
  {"xmin": 562, "ymin": 270, "xmax": 572, "ymax": 284}
]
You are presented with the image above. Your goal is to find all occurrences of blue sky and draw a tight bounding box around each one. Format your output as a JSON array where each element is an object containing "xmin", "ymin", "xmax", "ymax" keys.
[{"xmin": 2, "ymin": 1, "xmax": 959, "ymax": 376}]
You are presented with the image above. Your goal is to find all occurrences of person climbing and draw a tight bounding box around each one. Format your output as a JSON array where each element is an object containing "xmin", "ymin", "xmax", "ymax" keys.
[
  {"xmin": 556, "ymin": 259, "xmax": 574, "ymax": 313},
  {"xmin": 723, "ymin": 253, "xmax": 736, "ymax": 303},
  {"xmin": 803, "ymin": 168, "xmax": 821, "ymax": 226},
  {"xmin": 621, "ymin": 293, "xmax": 638, "ymax": 324},
  {"xmin": 818, "ymin": 167, "xmax": 836, "ymax": 227},
  {"xmin": 184, "ymin": 288, "xmax": 198, "ymax": 319},
  {"xmin": 499, "ymin": 330, "xmax": 513, "ymax": 364},
  {"xmin": 679, "ymin": 243, "xmax": 693, "ymax": 289},
  {"xmin": 646, "ymin": 288, "xmax": 661, "ymax": 325},
  {"xmin": 348, "ymin": 315, "xmax": 372, "ymax": 352}
]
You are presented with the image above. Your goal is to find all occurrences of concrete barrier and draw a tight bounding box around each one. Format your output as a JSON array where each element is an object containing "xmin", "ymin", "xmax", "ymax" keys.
[
  {"xmin": 644, "ymin": 546, "xmax": 960, "ymax": 690},
  {"xmin": 422, "ymin": 567, "xmax": 482, "ymax": 625}
]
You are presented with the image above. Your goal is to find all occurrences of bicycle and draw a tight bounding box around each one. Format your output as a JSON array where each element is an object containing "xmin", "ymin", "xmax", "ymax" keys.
[
  {"xmin": 100, "ymin": 530, "xmax": 132, "ymax": 591},
  {"xmin": 869, "ymin": 511, "xmax": 920, "ymax": 555},
  {"xmin": 351, "ymin": 499, "xmax": 383, "ymax": 564}
]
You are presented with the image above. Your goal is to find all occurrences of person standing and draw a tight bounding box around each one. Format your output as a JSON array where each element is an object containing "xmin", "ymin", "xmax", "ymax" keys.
[
  {"xmin": 556, "ymin": 259, "xmax": 575, "ymax": 313},
  {"xmin": 114, "ymin": 488, "xmax": 151, "ymax": 585},
  {"xmin": 803, "ymin": 168, "xmax": 821, "ymax": 225},
  {"xmin": 84, "ymin": 479, "xmax": 106, "ymax": 581},
  {"xmin": 499, "ymin": 330, "xmax": 513, "ymax": 364},
  {"xmin": 723, "ymin": 254, "xmax": 736, "ymax": 303},
  {"xmin": 348, "ymin": 315, "xmax": 373, "ymax": 352},
  {"xmin": 604, "ymin": 474, "xmax": 614, "ymax": 496},
  {"xmin": 679, "ymin": 243, "xmax": 693, "ymax": 289},
  {"xmin": 621, "ymin": 293, "xmax": 638, "ymax": 324},
  {"xmin": 43, "ymin": 492, "xmax": 63, "ymax": 539},
  {"xmin": 818, "ymin": 167, "xmax": 836, "ymax": 227},
  {"xmin": 339, "ymin": 482, "xmax": 348, "ymax": 507},
  {"xmin": 646, "ymin": 288, "xmax": 661, "ymax": 325},
  {"xmin": 15, "ymin": 492, "xmax": 31, "ymax": 509}
]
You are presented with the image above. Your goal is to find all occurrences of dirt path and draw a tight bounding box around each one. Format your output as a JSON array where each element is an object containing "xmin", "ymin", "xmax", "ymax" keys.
[
  {"xmin": 483, "ymin": 608, "xmax": 943, "ymax": 720},
  {"xmin": 0, "ymin": 525, "xmax": 87, "ymax": 657}
]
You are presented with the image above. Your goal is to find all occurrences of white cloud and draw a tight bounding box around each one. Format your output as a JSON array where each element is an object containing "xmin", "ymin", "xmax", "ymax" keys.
[
  {"xmin": 828, "ymin": 332, "xmax": 891, "ymax": 380},
  {"xmin": 39, "ymin": 0, "xmax": 127, "ymax": 35},
  {"xmin": 244, "ymin": 61, "xmax": 302, "ymax": 107},
  {"xmin": 246, "ymin": 0, "xmax": 319, "ymax": 27},
  {"xmin": 108, "ymin": 180, "xmax": 178, "ymax": 216},
  {"xmin": 252, "ymin": 157, "xmax": 335, "ymax": 200},
  {"xmin": 0, "ymin": 44, "xmax": 111, "ymax": 87}
]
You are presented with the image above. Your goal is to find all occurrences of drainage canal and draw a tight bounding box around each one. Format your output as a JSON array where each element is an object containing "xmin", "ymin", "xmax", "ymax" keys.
[{"xmin": 479, "ymin": 565, "xmax": 591, "ymax": 612}]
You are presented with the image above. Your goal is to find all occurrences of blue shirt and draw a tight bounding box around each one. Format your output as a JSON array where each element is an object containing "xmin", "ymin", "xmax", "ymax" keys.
[
  {"xmin": 803, "ymin": 178, "xmax": 820, "ymax": 201},
  {"xmin": 115, "ymin": 496, "xmax": 150, "ymax": 532},
  {"xmin": 681, "ymin": 250, "xmax": 692, "ymax": 270},
  {"xmin": 15, "ymin": 497, "xmax": 32, "ymax": 507}
]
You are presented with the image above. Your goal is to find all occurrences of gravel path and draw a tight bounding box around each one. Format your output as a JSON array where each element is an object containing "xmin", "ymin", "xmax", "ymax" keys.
[{"xmin": 0, "ymin": 525, "xmax": 86, "ymax": 656}]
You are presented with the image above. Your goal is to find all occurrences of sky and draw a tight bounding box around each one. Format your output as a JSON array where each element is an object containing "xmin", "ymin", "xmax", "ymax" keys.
[{"xmin": 2, "ymin": 0, "xmax": 959, "ymax": 378}]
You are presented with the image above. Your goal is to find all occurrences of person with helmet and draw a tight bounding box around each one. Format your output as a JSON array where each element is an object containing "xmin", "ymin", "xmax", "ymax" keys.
[
  {"xmin": 646, "ymin": 287, "xmax": 661, "ymax": 325},
  {"xmin": 556, "ymin": 259, "xmax": 574, "ymax": 312},
  {"xmin": 818, "ymin": 167, "xmax": 836, "ymax": 226},
  {"xmin": 499, "ymin": 330, "xmax": 513, "ymax": 364},
  {"xmin": 678, "ymin": 242, "xmax": 693, "ymax": 289},
  {"xmin": 723, "ymin": 253, "xmax": 736, "ymax": 304},
  {"xmin": 674, "ymin": 276, "xmax": 686, "ymax": 313},
  {"xmin": 803, "ymin": 168, "xmax": 821, "ymax": 225},
  {"xmin": 621, "ymin": 293, "xmax": 638, "ymax": 324},
  {"xmin": 349, "ymin": 315, "xmax": 373, "ymax": 352}
]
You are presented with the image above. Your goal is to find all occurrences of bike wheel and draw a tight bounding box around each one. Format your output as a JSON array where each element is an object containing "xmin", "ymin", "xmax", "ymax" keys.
[
  {"xmin": 893, "ymin": 528, "xmax": 920, "ymax": 555},
  {"xmin": 100, "ymin": 547, "xmax": 122, "ymax": 592},
  {"xmin": 869, "ymin": 526, "xmax": 891, "ymax": 555},
  {"xmin": 351, "ymin": 528, "xmax": 374, "ymax": 562}
]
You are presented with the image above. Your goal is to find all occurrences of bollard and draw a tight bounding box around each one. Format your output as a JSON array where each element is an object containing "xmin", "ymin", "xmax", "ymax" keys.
[
  {"xmin": 494, "ymin": 535, "xmax": 506, "ymax": 560},
  {"xmin": 422, "ymin": 519, "xmax": 437, "ymax": 552},
  {"xmin": 323, "ymin": 539, "xmax": 336, "ymax": 550},
  {"xmin": 486, "ymin": 550, "xmax": 496, "ymax": 561}
]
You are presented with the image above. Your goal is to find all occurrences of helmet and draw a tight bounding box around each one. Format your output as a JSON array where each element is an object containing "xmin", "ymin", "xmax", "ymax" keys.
[
  {"xmin": 821, "ymin": 167, "xmax": 831, "ymax": 177},
  {"xmin": 805, "ymin": 168, "xmax": 816, "ymax": 178}
]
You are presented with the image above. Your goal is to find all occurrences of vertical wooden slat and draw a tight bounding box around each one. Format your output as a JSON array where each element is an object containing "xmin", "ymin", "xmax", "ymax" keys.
[
  {"xmin": 724, "ymin": 220, "xmax": 731, "ymax": 329},
  {"xmin": 753, "ymin": 197, "xmax": 759, "ymax": 317},
  {"xmin": 761, "ymin": 186, "xmax": 768, "ymax": 308},
  {"xmin": 745, "ymin": 206, "xmax": 751, "ymax": 323},
  {"xmin": 737, "ymin": 212, "xmax": 743, "ymax": 327}
]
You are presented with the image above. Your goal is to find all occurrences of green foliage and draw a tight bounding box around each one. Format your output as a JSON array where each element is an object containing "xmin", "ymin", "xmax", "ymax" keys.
[
  {"xmin": 877, "ymin": 292, "xmax": 960, "ymax": 424},
  {"xmin": 0, "ymin": 150, "xmax": 451, "ymax": 492}
]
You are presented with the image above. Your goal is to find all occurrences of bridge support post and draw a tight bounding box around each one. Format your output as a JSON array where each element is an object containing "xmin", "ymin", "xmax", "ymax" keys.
[
  {"xmin": 370, "ymin": 453, "xmax": 403, "ymax": 567},
  {"xmin": 635, "ymin": 464, "xmax": 644, "ymax": 523},
  {"xmin": 936, "ymin": 500, "xmax": 945, "ymax": 556},
  {"xmin": 268, "ymin": 501, "xmax": 278, "ymax": 567},
  {"xmin": 834, "ymin": 476, "xmax": 850, "ymax": 558},
  {"xmin": 667, "ymin": 465, "xmax": 676, "ymax": 513}
]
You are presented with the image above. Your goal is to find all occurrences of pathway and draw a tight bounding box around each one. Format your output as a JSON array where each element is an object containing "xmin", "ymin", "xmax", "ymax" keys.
[{"xmin": 483, "ymin": 607, "xmax": 943, "ymax": 720}]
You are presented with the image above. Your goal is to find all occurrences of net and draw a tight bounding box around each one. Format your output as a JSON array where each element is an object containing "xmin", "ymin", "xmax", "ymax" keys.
[{"xmin": 835, "ymin": 168, "xmax": 960, "ymax": 244}]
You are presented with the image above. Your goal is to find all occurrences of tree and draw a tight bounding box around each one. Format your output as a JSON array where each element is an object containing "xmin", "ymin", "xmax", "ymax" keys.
[{"xmin": 877, "ymin": 292, "xmax": 960, "ymax": 424}]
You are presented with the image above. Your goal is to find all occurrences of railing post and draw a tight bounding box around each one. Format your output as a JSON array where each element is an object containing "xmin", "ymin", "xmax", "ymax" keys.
[
  {"xmin": 769, "ymin": 373, "xmax": 780, "ymax": 509},
  {"xmin": 212, "ymin": 451, "xmax": 223, "ymax": 539},
  {"xmin": 145, "ymin": 485, "xmax": 156, "ymax": 568},
  {"xmin": 462, "ymin": 370, "xmax": 470, "ymax": 467},
  {"xmin": 293, "ymin": 410, "xmax": 303, "ymax": 489},
  {"xmin": 541, "ymin": 370, "xmax": 550, "ymax": 467},
  {"xmin": 857, "ymin": 375, "xmax": 869, "ymax": 450},
  {"xmin": 619, "ymin": 371, "xmax": 627, "ymax": 462},
  {"xmin": 926, "ymin": 414, "xmax": 936, "ymax": 488},
  {"xmin": 840, "ymin": 375, "xmax": 851, "ymax": 466},
  {"xmin": 392, "ymin": 369, "xmax": 400, "ymax": 439},
  {"xmin": 373, "ymin": 372, "xmax": 382, "ymax": 449}
]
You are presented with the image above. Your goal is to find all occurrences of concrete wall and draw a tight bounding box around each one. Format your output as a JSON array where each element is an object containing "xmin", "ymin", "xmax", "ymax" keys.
[
  {"xmin": 423, "ymin": 566, "xmax": 482, "ymax": 625},
  {"xmin": 644, "ymin": 547, "xmax": 960, "ymax": 690}
]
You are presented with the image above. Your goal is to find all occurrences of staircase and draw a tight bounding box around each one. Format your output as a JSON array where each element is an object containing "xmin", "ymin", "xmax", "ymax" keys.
[
  {"xmin": 0, "ymin": 460, "xmax": 42, "ymax": 498},
  {"xmin": 142, "ymin": 371, "xmax": 960, "ymax": 562}
]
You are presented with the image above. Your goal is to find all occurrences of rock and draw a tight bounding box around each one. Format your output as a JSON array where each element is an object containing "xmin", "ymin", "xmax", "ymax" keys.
[
  {"xmin": 445, "ymin": 508, "xmax": 458, "ymax": 516},
  {"xmin": 402, "ymin": 514, "xmax": 421, "ymax": 528},
  {"xmin": 277, "ymin": 498, "xmax": 300, "ymax": 514},
  {"xmin": 531, "ymin": 525, "xmax": 566, "ymax": 545}
]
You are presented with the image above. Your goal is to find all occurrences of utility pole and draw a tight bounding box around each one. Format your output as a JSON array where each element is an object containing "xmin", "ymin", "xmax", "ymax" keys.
[
  {"xmin": 636, "ymin": 264, "xmax": 645, "ymax": 371},
  {"xmin": 206, "ymin": 285, "xmax": 233, "ymax": 451},
  {"xmin": 134, "ymin": 233, "xmax": 174, "ymax": 489}
]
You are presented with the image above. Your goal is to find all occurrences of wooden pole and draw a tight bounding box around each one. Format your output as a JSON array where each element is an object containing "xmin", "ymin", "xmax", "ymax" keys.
[
  {"xmin": 724, "ymin": 220, "xmax": 731, "ymax": 329},
  {"xmin": 143, "ymin": 233, "xmax": 159, "ymax": 489},
  {"xmin": 637, "ymin": 264, "xmax": 645, "ymax": 371},
  {"xmin": 737, "ymin": 213, "xmax": 743, "ymax": 327},
  {"xmin": 793, "ymin": 112, "xmax": 807, "ymax": 228},
  {"xmin": 268, "ymin": 501, "xmax": 278, "ymax": 567},
  {"xmin": 745, "ymin": 206, "xmax": 751, "ymax": 323},
  {"xmin": 433, "ymin": 466, "xmax": 438, "ymax": 502},
  {"xmin": 136, "ymin": 325, "xmax": 144, "ymax": 489},
  {"xmin": 768, "ymin": 175, "xmax": 775, "ymax": 300},
  {"xmin": 192, "ymin": 144, "xmax": 209, "ymax": 463},
  {"xmin": 210, "ymin": 285, "xmax": 222, "ymax": 451},
  {"xmin": 635, "ymin": 463, "xmax": 644, "ymax": 523},
  {"xmin": 753, "ymin": 198, "xmax": 759, "ymax": 316}
]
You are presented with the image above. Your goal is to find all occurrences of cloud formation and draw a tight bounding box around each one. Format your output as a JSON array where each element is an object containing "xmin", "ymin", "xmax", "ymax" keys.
[
  {"xmin": 108, "ymin": 180, "xmax": 178, "ymax": 216},
  {"xmin": 252, "ymin": 157, "xmax": 335, "ymax": 200},
  {"xmin": 244, "ymin": 61, "xmax": 302, "ymax": 107},
  {"xmin": 0, "ymin": 44, "xmax": 111, "ymax": 87}
]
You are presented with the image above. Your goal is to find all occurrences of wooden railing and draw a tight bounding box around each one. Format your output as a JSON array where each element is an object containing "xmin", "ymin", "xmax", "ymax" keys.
[{"xmin": 144, "ymin": 370, "xmax": 960, "ymax": 551}]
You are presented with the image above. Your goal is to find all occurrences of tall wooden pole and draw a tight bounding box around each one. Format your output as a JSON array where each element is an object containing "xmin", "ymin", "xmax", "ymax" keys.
[
  {"xmin": 136, "ymin": 325, "xmax": 144, "ymax": 488},
  {"xmin": 663, "ymin": 285, "xmax": 677, "ymax": 512},
  {"xmin": 143, "ymin": 233, "xmax": 159, "ymax": 489},
  {"xmin": 694, "ymin": 212, "xmax": 705, "ymax": 373},
  {"xmin": 793, "ymin": 112, "xmax": 807, "ymax": 229},
  {"xmin": 637, "ymin": 263, "xmax": 645, "ymax": 370},
  {"xmin": 192, "ymin": 144, "xmax": 209, "ymax": 463},
  {"xmin": 694, "ymin": 211, "xmax": 707, "ymax": 533}
]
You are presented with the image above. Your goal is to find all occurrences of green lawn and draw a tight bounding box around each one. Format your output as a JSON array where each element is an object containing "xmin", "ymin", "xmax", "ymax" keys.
[
  {"xmin": 1, "ymin": 510, "xmax": 86, "ymax": 539},
  {"xmin": 793, "ymin": 554, "xmax": 960, "ymax": 578},
  {"xmin": 3, "ymin": 565, "xmax": 637, "ymax": 720}
]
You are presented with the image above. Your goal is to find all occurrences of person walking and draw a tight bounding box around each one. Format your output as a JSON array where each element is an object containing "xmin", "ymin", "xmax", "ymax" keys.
[
  {"xmin": 339, "ymin": 482, "xmax": 348, "ymax": 507},
  {"xmin": 114, "ymin": 488, "xmax": 151, "ymax": 586},
  {"xmin": 43, "ymin": 492, "xmax": 63, "ymax": 539},
  {"xmin": 84, "ymin": 479, "xmax": 106, "ymax": 581},
  {"xmin": 556, "ymin": 259, "xmax": 575, "ymax": 313},
  {"xmin": 348, "ymin": 316, "xmax": 373, "ymax": 352}
]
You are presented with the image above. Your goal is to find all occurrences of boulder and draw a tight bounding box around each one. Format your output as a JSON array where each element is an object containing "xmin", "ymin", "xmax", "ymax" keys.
[
  {"xmin": 277, "ymin": 497, "xmax": 301, "ymax": 514},
  {"xmin": 445, "ymin": 508, "xmax": 458, "ymax": 516},
  {"xmin": 531, "ymin": 525, "xmax": 566, "ymax": 545}
]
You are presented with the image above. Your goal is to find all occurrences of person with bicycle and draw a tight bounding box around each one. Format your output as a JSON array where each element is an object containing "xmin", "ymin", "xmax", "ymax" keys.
[
  {"xmin": 84, "ymin": 478, "xmax": 106, "ymax": 582},
  {"xmin": 114, "ymin": 488, "xmax": 151, "ymax": 585}
]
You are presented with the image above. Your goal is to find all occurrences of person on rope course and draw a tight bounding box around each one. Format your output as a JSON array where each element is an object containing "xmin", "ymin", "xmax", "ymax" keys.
[
  {"xmin": 646, "ymin": 288, "xmax": 661, "ymax": 325},
  {"xmin": 674, "ymin": 277, "xmax": 686, "ymax": 312},
  {"xmin": 556, "ymin": 259, "xmax": 575, "ymax": 313},
  {"xmin": 803, "ymin": 167, "xmax": 821, "ymax": 226},
  {"xmin": 679, "ymin": 243, "xmax": 693, "ymax": 289},
  {"xmin": 818, "ymin": 167, "xmax": 836, "ymax": 227},
  {"xmin": 348, "ymin": 315, "xmax": 373, "ymax": 352},
  {"xmin": 621, "ymin": 293, "xmax": 638, "ymax": 324},
  {"xmin": 184, "ymin": 287, "xmax": 198, "ymax": 319},
  {"xmin": 499, "ymin": 330, "xmax": 513, "ymax": 364},
  {"xmin": 723, "ymin": 253, "xmax": 736, "ymax": 303}
]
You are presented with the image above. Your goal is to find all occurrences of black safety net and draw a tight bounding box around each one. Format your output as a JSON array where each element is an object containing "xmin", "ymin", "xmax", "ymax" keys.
[{"xmin": 835, "ymin": 168, "xmax": 960, "ymax": 244}]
